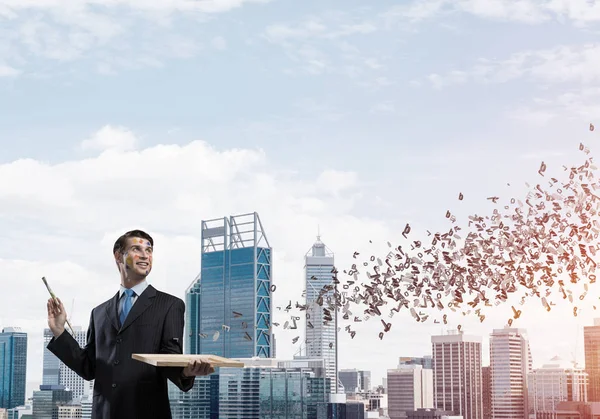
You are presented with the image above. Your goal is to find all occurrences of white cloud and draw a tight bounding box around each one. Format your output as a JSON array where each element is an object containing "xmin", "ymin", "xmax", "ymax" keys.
[
  {"xmin": 0, "ymin": 63, "xmax": 19, "ymax": 76},
  {"xmin": 369, "ymin": 101, "xmax": 396, "ymax": 114},
  {"xmin": 383, "ymin": 0, "xmax": 600, "ymax": 25},
  {"xmin": 0, "ymin": 0, "xmax": 271, "ymax": 15},
  {"xmin": 0, "ymin": 0, "xmax": 268, "ymax": 75},
  {"xmin": 424, "ymin": 43, "xmax": 600, "ymax": 87},
  {"xmin": 262, "ymin": 13, "xmax": 384, "ymax": 80},
  {"xmin": 509, "ymin": 106, "xmax": 557, "ymax": 125},
  {"xmin": 80, "ymin": 125, "xmax": 139, "ymax": 152},
  {"xmin": 211, "ymin": 36, "xmax": 227, "ymax": 50}
]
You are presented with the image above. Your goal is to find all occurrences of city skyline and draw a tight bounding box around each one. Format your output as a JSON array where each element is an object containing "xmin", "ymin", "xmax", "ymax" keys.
[{"xmin": 3, "ymin": 0, "xmax": 600, "ymax": 407}]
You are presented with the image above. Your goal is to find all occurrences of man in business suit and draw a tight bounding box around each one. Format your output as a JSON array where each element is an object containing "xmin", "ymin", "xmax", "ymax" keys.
[{"xmin": 46, "ymin": 229, "xmax": 214, "ymax": 419}]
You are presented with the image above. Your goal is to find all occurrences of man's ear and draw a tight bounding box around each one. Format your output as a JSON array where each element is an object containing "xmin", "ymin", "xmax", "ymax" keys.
[{"xmin": 114, "ymin": 251, "xmax": 122, "ymax": 264}]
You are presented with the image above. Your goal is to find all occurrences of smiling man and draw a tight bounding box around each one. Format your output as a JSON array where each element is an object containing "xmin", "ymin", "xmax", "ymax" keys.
[{"xmin": 46, "ymin": 229, "xmax": 214, "ymax": 419}]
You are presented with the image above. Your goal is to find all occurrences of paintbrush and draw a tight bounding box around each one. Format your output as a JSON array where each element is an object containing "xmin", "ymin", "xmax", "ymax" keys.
[{"xmin": 42, "ymin": 276, "xmax": 75, "ymax": 335}]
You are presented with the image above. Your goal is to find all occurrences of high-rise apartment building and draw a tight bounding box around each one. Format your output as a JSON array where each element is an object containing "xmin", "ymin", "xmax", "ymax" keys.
[
  {"xmin": 432, "ymin": 330, "xmax": 483, "ymax": 419},
  {"xmin": 304, "ymin": 234, "xmax": 339, "ymax": 393},
  {"xmin": 0, "ymin": 328, "xmax": 27, "ymax": 410},
  {"xmin": 490, "ymin": 327, "xmax": 532, "ymax": 419},
  {"xmin": 387, "ymin": 365, "xmax": 434, "ymax": 419},
  {"xmin": 482, "ymin": 366, "xmax": 491, "ymax": 419},
  {"xmin": 43, "ymin": 327, "xmax": 92, "ymax": 400},
  {"xmin": 186, "ymin": 212, "xmax": 272, "ymax": 358},
  {"xmin": 528, "ymin": 356, "xmax": 588, "ymax": 413},
  {"xmin": 584, "ymin": 318, "xmax": 600, "ymax": 401}
]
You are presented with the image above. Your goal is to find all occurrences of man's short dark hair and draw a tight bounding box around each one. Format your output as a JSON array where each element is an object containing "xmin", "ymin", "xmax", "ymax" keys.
[{"xmin": 113, "ymin": 230, "xmax": 154, "ymax": 254}]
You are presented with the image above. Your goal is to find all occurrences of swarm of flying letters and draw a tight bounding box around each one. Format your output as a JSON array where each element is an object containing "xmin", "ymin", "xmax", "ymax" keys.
[{"xmin": 265, "ymin": 139, "xmax": 600, "ymax": 346}]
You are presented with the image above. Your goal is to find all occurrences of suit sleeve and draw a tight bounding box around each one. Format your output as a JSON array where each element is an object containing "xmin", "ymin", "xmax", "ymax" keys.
[
  {"xmin": 46, "ymin": 309, "xmax": 96, "ymax": 381},
  {"xmin": 160, "ymin": 298, "xmax": 195, "ymax": 392}
]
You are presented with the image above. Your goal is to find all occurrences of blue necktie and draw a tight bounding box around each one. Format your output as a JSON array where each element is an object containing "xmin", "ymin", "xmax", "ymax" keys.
[{"xmin": 120, "ymin": 289, "xmax": 135, "ymax": 326}]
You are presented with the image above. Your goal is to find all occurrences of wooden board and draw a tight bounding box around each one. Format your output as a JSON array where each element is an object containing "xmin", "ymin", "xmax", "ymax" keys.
[{"xmin": 132, "ymin": 354, "xmax": 244, "ymax": 368}]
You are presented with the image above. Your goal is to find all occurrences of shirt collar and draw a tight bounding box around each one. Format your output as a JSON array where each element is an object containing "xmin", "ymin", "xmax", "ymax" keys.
[{"xmin": 119, "ymin": 279, "xmax": 149, "ymax": 298}]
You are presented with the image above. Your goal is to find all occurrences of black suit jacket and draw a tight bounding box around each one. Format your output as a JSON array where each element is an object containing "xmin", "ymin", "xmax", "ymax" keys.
[{"xmin": 47, "ymin": 284, "xmax": 195, "ymax": 419}]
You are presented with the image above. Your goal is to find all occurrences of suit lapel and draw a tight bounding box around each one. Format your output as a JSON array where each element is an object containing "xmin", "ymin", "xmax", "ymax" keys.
[
  {"xmin": 118, "ymin": 285, "xmax": 157, "ymax": 334},
  {"xmin": 105, "ymin": 292, "xmax": 120, "ymax": 332}
]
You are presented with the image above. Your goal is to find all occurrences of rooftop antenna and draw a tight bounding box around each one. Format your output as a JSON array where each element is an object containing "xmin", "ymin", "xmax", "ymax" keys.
[{"xmin": 317, "ymin": 224, "xmax": 321, "ymax": 241}]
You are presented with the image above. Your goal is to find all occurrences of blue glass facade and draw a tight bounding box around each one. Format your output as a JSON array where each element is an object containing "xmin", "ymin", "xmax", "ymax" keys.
[
  {"xmin": 186, "ymin": 212, "xmax": 272, "ymax": 359},
  {"xmin": 0, "ymin": 328, "xmax": 27, "ymax": 410}
]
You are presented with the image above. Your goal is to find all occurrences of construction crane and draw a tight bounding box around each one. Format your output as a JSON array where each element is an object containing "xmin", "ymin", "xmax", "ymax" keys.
[
  {"xmin": 572, "ymin": 321, "xmax": 581, "ymax": 368},
  {"xmin": 68, "ymin": 298, "xmax": 75, "ymax": 328}
]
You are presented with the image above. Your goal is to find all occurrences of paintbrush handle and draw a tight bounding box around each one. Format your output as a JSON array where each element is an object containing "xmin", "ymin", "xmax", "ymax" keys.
[{"xmin": 42, "ymin": 277, "xmax": 75, "ymax": 335}]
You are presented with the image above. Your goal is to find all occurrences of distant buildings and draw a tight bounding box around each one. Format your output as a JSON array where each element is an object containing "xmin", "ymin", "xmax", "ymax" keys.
[
  {"xmin": 169, "ymin": 357, "xmax": 331, "ymax": 418},
  {"xmin": 432, "ymin": 330, "xmax": 483, "ymax": 419},
  {"xmin": 398, "ymin": 357, "xmax": 433, "ymax": 370},
  {"xmin": 490, "ymin": 327, "xmax": 532, "ymax": 419},
  {"xmin": 535, "ymin": 400, "xmax": 600, "ymax": 419},
  {"xmin": 584, "ymin": 318, "xmax": 600, "ymax": 402},
  {"xmin": 529, "ymin": 356, "xmax": 588, "ymax": 414},
  {"xmin": 340, "ymin": 369, "xmax": 371, "ymax": 395},
  {"xmin": 26, "ymin": 384, "xmax": 72, "ymax": 419},
  {"xmin": 0, "ymin": 328, "xmax": 27, "ymax": 410},
  {"xmin": 407, "ymin": 408, "xmax": 463, "ymax": 419},
  {"xmin": 43, "ymin": 327, "xmax": 91, "ymax": 400},
  {"xmin": 387, "ymin": 364, "xmax": 433, "ymax": 419}
]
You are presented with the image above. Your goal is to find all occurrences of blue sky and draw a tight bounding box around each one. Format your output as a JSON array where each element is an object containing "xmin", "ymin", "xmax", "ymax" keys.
[{"xmin": 2, "ymin": 0, "xmax": 600, "ymax": 396}]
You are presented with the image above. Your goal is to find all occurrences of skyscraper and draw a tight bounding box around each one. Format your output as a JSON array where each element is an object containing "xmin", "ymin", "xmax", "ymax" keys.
[
  {"xmin": 584, "ymin": 318, "xmax": 600, "ymax": 401},
  {"xmin": 490, "ymin": 327, "xmax": 532, "ymax": 419},
  {"xmin": 304, "ymin": 234, "xmax": 339, "ymax": 393},
  {"xmin": 431, "ymin": 330, "xmax": 483, "ymax": 419},
  {"xmin": 0, "ymin": 328, "xmax": 27, "ymax": 410},
  {"xmin": 174, "ymin": 212, "xmax": 272, "ymax": 419},
  {"xmin": 42, "ymin": 329, "xmax": 60, "ymax": 386},
  {"xmin": 387, "ymin": 364, "xmax": 433, "ymax": 419},
  {"xmin": 482, "ymin": 366, "xmax": 491, "ymax": 419},
  {"xmin": 186, "ymin": 212, "xmax": 272, "ymax": 358},
  {"xmin": 43, "ymin": 327, "xmax": 92, "ymax": 400},
  {"xmin": 528, "ymin": 356, "xmax": 588, "ymax": 413}
]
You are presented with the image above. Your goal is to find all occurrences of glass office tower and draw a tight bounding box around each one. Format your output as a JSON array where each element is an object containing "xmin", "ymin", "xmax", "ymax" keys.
[
  {"xmin": 186, "ymin": 212, "xmax": 272, "ymax": 359},
  {"xmin": 0, "ymin": 328, "xmax": 27, "ymax": 410}
]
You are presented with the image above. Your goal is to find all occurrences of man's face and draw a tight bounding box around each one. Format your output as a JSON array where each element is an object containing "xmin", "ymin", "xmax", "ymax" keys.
[{"xmin": 119, "ymin": 237, "xmax": 153, "ymax": 277}]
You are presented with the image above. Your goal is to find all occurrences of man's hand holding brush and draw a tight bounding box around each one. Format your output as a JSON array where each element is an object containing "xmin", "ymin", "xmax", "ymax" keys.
[{"xmin": 47, "ymin": 297, "xmax": 67, "ymax": 338}]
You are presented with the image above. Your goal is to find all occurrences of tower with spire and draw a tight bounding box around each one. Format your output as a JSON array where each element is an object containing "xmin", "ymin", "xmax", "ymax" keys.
[{"xmin": 304, "ymin": 230, "xmax": 340, "ymax": 394}]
